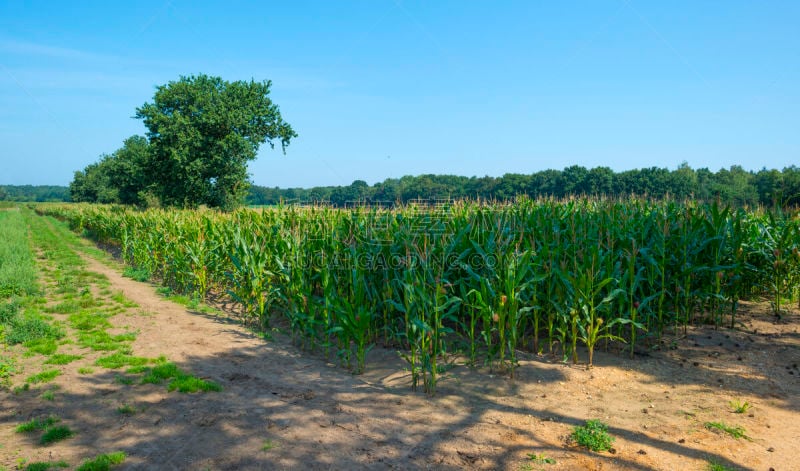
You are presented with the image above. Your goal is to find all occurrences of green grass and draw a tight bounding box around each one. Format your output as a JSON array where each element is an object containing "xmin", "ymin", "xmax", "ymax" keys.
[
  {"xmin": 110, "ymin": 292, "xmax": 138, "ymax": 308},
  {"xmin": 41, "ymin": 390, "xmax": 55, "ymax": 401},
  {"xmin": 526, "ymin": 453, "xmax": 556, "ymax": 465},
  {"xmin": 0, "ymin": 210, "xmax": 39, "ymax": 298},
  {"xmin": 164, "ymin": 293, "xmax": 217, "ymax": 313},
  {"xmin": 571, "ymin": 420, "xmax": 615, "ymax": 452},
  {"xmin": 729, "ymin": 399, "xmax": 751, "ymax": 414},
  {"xmin": 77, "ymin": 367, "xmax": 95, "ymax": 374},
  {"xmin": 140, "ymin": 362, "xmax": 181, "ymax": 384},
  {"xmin": 75, "ymin": 452, "xmax": 126, "ymax": 471},
  {"xmin": 125, "ymin": 365, "xmax": 149, "ymax": 374},
  {"xmin": 5, "ymin": 312, "xmax": 64, "ymax": 345},
  {"xmin": 23, "ymin": 338, "xmax": 58, "ymax": 355},
  {"xmin": 94, "ymin": 353, "xmax": 150, "ymax": 369},
  {"xmin": 68, "ymin": 311, "xmax": 111, "ymax": 331},
  {"xmin": 113, "ymin": 375, "xmax": 134, "ymax": 385},
  {"xmin": 168, "ymin": 375, "xmax": 223, "ymax": 393},
  {"xmin": 40, "ymin": 425, "xmax": 74, "ymax": 445},
  {"xmin": 0, "ymin": 354, "xmax": 16, "ymax": 387},
  {"xmin": 45, "ymin": 299, "xmax": 83, "ymax": 314},
  {"xmin": 44, "ymin": 354, "xmax": 83, "ymax": 365},
  {"xmin": 707, "ymin": 462, "xmax": 735, "ymax": 471},
  {"xmin": 16, "ymin": 416, "xmax": 59, "ymax": 433},
  {"xmin": 261, "ymin": 439, "xmax": 278, "ymax": 451},
  {"xmin": 116, "ymin": 404, "xmax": 136, "ymax": 415},
  {"xmin": 77, "ymin": 330, "xmax": 135, "ymax": 352},
  {"xmin": 24, "ymin": 461, "xmax": 69, "ymax": 471},
  {"xmin": 138, "ymin": 361, "xmax": 222, "ymax": 392},
  {"xmin": 704, "ymin": 421, "xmax": 748, "ymax": 439},
  {"xmin": 122, "ymin": 266, "xmax": 150, "ymax": 282},
  {"xmin": 26, "ymin": 369, "xmax": 61, "ymax": 384},
  {"xmin": 0, "ymin": 300, "xmax": 21, "ymax": 323}
]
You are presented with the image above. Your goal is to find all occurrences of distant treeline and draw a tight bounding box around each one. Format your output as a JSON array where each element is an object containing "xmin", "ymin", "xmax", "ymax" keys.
[
  {"xmin": 0, "ymin": 185, "xmax": 70, "ymax": 202},
  {"xmin": 247, "ymin": 164, "xmax": 800, "ymax": 209},
  {"xmin": 5, "ymin": 164, "xmax": 800, "ymax": 209}
]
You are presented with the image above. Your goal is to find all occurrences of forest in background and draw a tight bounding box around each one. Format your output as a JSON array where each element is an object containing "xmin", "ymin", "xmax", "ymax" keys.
[
  {"xmin": 3, "ymin": 163, "xmax": 800, "ymax": 209},
  {"xmin": 0, "ymin": 185, "xmax": 69, "ymax": 202},
  {"xmin": 248, "ymin": 164, "xmax": 800, "ymax": 209}
]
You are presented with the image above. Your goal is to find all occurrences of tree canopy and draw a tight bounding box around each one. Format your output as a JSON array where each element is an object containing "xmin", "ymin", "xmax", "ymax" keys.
[
  {"xmin": 135, "ymin": 74, "xmax": 297, "ymax": 209},
  {"xmin": 70, "ymin": 135, "xmax": 149, "ymax": 205},
  {"xmin": 69, "ymin": 74, "xmax": 296, "ymax": 209}
]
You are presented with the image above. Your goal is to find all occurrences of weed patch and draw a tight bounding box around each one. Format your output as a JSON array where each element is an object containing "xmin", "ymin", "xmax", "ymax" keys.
[
  {"xmin": 0, "ymin": 300, "xmax": 21, "ymax": 323},
  {"xmin": 16, "ymin": 416, "xmax": 59, "ymax": 433},
  {"xmin": 5, "ymin": 312, "xmax": 64, "ymax": 345},
  {"xmin": 570, "ymin": 420, "xmax": 615, "ymax": 452},
  {"xmin": 729, "ymin": 400, "xmax": 751, "ymax": 414},
  {"xmin": 23, "ymin": 338, "xmax": 58, "ymax": 355},
  {"xmin": 77, "ymin": 331, "xmax": 135, "ymax": 352},
  {"xmin": 125, "ymin": 365, "xmax": 149, "ymax": 374},
  {"xmin": 0, "ymin": 355, "xmax": 16, "ymax": 387},
  {"xmin": 138, "ymin": 361, "xmax": 222, "ymax": 393},
  {"xmin": 26, "ymin": 369, "xmax": 61, "ymax": 384},
  {"xmin": 23, "ymin": 461, "xmax": 69, "ymax": 471},
  {"xmin": 76, "ymin": 451, "xmax": 126, "ymax": 471},
  {"xmin": 95, "ymin": 353, "xmax": 150, "ymax": 369},
  {"xmin": 68, "ymin": 312, "xmax": 111, "ymax": 331},
  {"xmin": 113, "ymin": 375, "xmax": 134, "ymax": 385},
  {"xmin": 261, "ymin": 439, "xmax": 277, "ymax": 451},
  {"xmin": 140, "ymin": 362, "xmax": 181, "ymax": 384},
  {"xmin": 707, "ymin": 461, "xmax": 735, "ymax": 471},
  {"xmin": 110, "ymin": 292, "xmax": 137, "ymax": 308},
  {"xmin": 704, "ymin": 421, "xmax": 748, "ymax": 439},
  {"xmin": 168, "ymin": 375, "xmax": 223, "ymax": 393},
  {"xmin": 526, "ymin": 453, "xmax": 555, "ymax": 465},
  {"xmin": 44, "ymin": 354, "xmax": 82, "ymax": 365},
  {"xmin": 40, "ymin": 425, "xmax": 74, "ymax": 445},
  {"xmin": 122, "ymin": 266, "xmax": 150, "ymax": 282},
  {"xmin": 45, "ymin": 300, "xmax": 82, "ymax": 314}
]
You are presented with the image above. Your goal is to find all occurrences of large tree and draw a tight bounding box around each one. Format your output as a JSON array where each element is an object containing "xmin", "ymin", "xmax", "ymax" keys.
[
  {"xmin": 107, "ymin": 135, "xmax": 149, "ymax": 205},
  {"xmin": 135, "ymin": 74, "xmax": 297, "ymax": 209},
  {"xmin": 69, "ymin": 135, "xmax": 150, "ymax": 205}
]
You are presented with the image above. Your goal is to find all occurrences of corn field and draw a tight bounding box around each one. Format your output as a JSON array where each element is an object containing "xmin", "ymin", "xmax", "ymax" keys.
[{"xmin": 36, "ymin": 199, "xmax": 800, "ymax": 394}]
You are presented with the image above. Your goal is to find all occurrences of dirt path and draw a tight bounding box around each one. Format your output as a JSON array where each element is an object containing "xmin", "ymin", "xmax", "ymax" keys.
[{"xmin": 3, "ymin": 238, "xmax": 800, "ymax": 470}]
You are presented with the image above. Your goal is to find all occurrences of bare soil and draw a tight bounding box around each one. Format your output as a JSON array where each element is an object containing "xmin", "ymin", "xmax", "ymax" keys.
[{"xmin": 2, "ymin": 250, "xmax": 799, "ymax": 470}]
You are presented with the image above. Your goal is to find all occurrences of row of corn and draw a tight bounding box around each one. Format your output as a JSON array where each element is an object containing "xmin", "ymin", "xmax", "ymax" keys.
[{"xmin": 36, "ymin": 199, "xmax": 799, "ymax": 394}]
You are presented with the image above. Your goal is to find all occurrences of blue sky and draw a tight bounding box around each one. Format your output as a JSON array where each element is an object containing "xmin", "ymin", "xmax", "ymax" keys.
[{"xmin": 1, "ymin": 1, "xmax": 798, "ymax": 187}]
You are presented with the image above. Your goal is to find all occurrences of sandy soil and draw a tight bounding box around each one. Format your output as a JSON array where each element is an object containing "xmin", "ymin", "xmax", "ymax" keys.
[{"xmin": 2, "ymin": 248, "xmax": 799, "ymax": 470}]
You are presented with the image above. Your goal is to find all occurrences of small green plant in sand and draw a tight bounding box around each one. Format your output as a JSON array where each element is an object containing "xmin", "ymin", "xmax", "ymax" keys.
[
  {"xmin": 76, "ymin": 451, "xmax": 126, "ymax": 471},
  {"xmin": 729, "ymin": 399, "xmax": 751, "ymax": 414},
  {"xmin": 570, "ymin": 420, "xmax": 614, "ymax": 452},
  {"xmin": 704, "ymin": 421, "xmax": 748, "ymax": 439}
]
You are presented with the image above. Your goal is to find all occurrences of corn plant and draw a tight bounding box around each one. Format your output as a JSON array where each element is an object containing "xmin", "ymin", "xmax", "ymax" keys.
[
  {"xmin": 226, "ymin": 227, "xmax": 283, "ymax": 327},
  {"xmin": 36, "ymin": 197, "xmax": 800, "ymax": 390}
]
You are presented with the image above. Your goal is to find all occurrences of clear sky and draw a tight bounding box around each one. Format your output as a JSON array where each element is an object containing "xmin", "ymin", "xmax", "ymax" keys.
[{"xmin": 1, "ymin": 1, "xmax": 798, "ymax": 188}]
